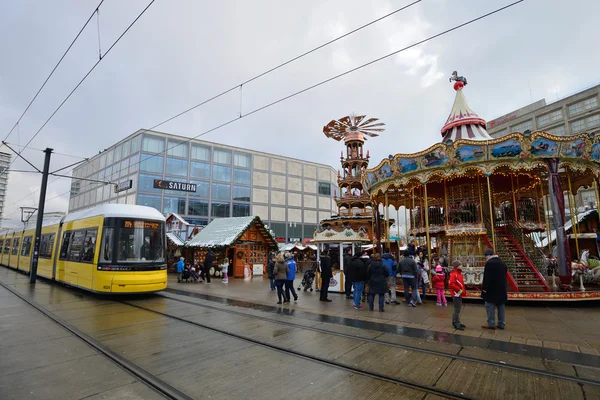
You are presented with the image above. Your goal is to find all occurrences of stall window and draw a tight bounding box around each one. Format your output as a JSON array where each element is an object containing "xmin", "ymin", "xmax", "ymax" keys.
[
  {"xmin": 20, "ymin": 236, "xmax": 32, "ymax": 257},
  {"xmin": 11, "ymin": 237, "xmax": 20, "ymax": 255},
  {"xmin": 100, "ymin": 228, "xmax": 113, "ymax": 262},
  {"xmin": 81, "ymin": 229, "xmax": 98, "ymax": 263}
]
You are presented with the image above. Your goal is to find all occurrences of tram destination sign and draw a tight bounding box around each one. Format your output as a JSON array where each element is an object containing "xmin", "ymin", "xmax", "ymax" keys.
[
  {"xmin": 114, "ymin": 179, "xmax": 133, "ymax": 193},
  {"xmin": 153, "ymin": 179, "xmax": 197, "ymax": 193}
]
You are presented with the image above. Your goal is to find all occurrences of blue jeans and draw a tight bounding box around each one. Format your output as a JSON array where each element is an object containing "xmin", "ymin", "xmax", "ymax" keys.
[
  {"xmin": 402, "ymin": 277, "xmax": 418, "ymax": 304},
  {"xmin": 269, "ymin": 278, "xmax": 275, "ymax": 290},
  {"xmin": 352, "ymin": 281, "xmax": 365, "ymax": 307},
  {"xmin": 369, "ymin": 293, "xmax": 385, "ymax": 311},
  {"xmin": 485, "ymin": 302, "xmax": 506, "ymax": 328}
]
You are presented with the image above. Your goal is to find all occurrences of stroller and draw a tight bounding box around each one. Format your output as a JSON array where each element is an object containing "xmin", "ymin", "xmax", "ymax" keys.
[
  {"xmin": 180, "ymin": 265, "xmax": 199, "ymax": 283},
  {"xmin": 298, "ymin": 268, "xmax": 316, "ymax": 292}
]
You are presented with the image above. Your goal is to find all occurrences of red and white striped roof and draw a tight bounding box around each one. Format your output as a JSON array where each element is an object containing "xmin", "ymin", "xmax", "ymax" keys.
[{"xmin": 441, "ymin": 87, "xmax": 491, "ymax": 142}]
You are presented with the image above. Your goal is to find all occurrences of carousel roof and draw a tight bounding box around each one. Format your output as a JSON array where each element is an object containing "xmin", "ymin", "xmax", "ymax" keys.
[{"xmin": 441, "ymin": 85, "xmax": 491, "ymax": 142}]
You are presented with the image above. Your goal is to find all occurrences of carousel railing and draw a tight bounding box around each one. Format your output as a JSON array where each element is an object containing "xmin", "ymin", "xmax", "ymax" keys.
[
  {"xmin": 505, "ymin": 221, "xmax": 547, "ymax": 276},
  {"xmin": 448, "ymin": 202, "xmax": 481, "ymax": 225},
  {"xmin": 336, "ymin": 208, "xmax": 373, "ymax": 217}
]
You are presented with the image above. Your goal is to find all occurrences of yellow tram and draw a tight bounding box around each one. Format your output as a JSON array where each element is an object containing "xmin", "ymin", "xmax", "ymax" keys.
[{"xmin": 0, "ymin": 204, "xmax": 167, "ymax": 294}]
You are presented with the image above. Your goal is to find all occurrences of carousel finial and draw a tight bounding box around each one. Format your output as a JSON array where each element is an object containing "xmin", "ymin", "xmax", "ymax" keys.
[{"xmin": 449, "ymin": 71, "xmax": 467, "ymax": 91}]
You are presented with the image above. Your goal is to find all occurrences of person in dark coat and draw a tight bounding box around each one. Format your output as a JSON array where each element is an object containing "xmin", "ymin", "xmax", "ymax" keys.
[
  {"xmin": 398, "ymin": 250, "xmax": 420, "ymax": 306},
  {"xmin": 367, "ymin": 253, "xmax": 388, "ymax": 312},
  {"xmin": 481, "ymin": 248, "xmax": 508, "ymax": 330},
  {"xmin": 343, "ymin": 249, "xmax": 353, "ymax": 299},
  {"xmin": 267, "ymin": 253, "xmax": 276, "ymax": 291},
  {"xmin": 347, "ymin": 253, "xmax": 368, "ymax": 309},
  {"xmin": 319, "ymin": 251, "xmax": 333, "ymax": 302},
  {"xmin": 201, "ymin": 250, "xmax": 214, "ymax": 284}
]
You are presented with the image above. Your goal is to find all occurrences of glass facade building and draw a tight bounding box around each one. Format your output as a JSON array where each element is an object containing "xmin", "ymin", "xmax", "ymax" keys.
[{"xmin": 69, "ymin": 130, "xmax": 338, "ymax": 241}]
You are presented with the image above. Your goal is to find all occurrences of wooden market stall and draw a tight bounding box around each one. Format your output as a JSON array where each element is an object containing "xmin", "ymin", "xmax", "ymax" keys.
[{"xmin": 186, "ymin": 216, "xmax": 277, "ymax": 278}]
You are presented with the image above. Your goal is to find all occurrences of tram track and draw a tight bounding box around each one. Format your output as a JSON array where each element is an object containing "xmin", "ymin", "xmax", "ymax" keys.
[
  {"xmin": 0, "ymin": 280, "xmax": 192, "ymax": 400},
  {"xmin": 152, "ymin": 291, "xmax": 600, "ymax": 388}
]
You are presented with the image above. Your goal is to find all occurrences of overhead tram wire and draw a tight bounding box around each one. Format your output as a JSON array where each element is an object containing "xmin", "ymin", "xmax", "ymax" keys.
[
  {"xmin": 105, "ymin": 0, "xmax": 524, "ymax": 181},
  {"xmin": 3, "ymin": 0, "xmax": 105, "ymax": 143},
  {"xmin": 3, "ymin": 143, "xmax": 87, "ymax": 159},
  {"xmin": 0, "ymin": 0, "xmax": 157, "ymax": 178}
]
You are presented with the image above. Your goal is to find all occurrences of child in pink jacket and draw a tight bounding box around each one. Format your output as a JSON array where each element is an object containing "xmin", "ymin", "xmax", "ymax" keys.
[{"xmin": 431, "ymin": 265, "xmax": 447, "ymax": 306}]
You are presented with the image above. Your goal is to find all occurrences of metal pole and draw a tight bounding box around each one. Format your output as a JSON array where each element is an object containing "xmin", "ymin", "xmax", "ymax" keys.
[
  {"xmin": 477, "ymin": 175, "xmax": 484, "ymax": 224},
  {"xmin": 444, "ymin": 179, "xmax": 449, "ymax": 227},
  {"xmin": 30, "ymin": 148, "xmax": 53, "ymax": 284},
  {"xmin": 424, "ymin": 183, "xmax": 431, "ymax": 265},
  {"xmin": 486, "ymin": 175, "xmax": 496, "ymax": 250},
  {"xmin": 535, "ymin": 181, "xmax": 542, "ymax": 225},
  {"xmin": 384, "ymin": 192, "xmax": 389, "ymax": 251},
  {"xmin": 545, "ymin": 194, "xmax": 553, "ymax": 254},
  {"xmin": 511, "ymin": 175, "xmax": 518, "ymax": 222},
  {"xmin": 567, "ymin": 174, "xmax": 579, "ymax": 258},
  {"xmin": 594, "ymin": 178, "xmax": 600, "ymax": 212}
]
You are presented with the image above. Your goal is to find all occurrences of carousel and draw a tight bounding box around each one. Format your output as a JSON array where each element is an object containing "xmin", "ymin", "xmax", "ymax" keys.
[{"xmin": 363, "ymin": 73, "xmax": 600, "ymax": 301}]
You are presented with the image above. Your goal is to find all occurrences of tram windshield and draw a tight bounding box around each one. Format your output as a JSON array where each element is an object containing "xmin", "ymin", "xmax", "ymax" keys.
[{"xmin": 105, "ymin": 219, "xmax": 165, "ymax": 263}]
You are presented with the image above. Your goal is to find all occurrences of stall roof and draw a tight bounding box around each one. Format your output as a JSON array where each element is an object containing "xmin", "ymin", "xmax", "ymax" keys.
[
  {"xmin": 186, "ymin": 216, "xmax": 277, "ymax": 248},
  {"xmin": 166, "ymin": 232, "xmax": 185, "ymax": 246}
]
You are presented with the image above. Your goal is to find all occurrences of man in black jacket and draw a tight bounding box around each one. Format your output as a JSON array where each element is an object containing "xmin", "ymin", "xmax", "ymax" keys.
[
  {"xmin": 347, "ymin": 253, "xmax": 368, "ymax": 309},
  {"xmin": 201, "ymin": 250, "xmax": 214, "ymax": 284},
  {"xmin": 343, "ymin": 249, "xmax": 353, "ymax": 299},
  {"xmin": 319, "ymin": 251, "xmax": 333, "ymax": 302},
  {"xmin": 481, "ymin": 248, "xmax": 508, "ymax": 329}
]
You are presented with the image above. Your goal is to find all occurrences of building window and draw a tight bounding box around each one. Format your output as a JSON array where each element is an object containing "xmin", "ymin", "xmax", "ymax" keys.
[
  {"xmin": 130, "ymin": 134, "xmax": 142, "ymax": 153},
  {"xmin": 186, "ymin": 218, "xmax": 208, "ymax": 226},
  {"xmin": 191, "ymin": 181, "xmax": 209, "ymax": 197},
  {"xmin": 142, "ymin": 135, "xmax": 165, "ymax": 153},
  {"xmin": 571, "ymin": 119, "xmax": 586, "ymax": 133},
  {"xmin": 114, "ymin": 143, "xmax": 123, "ymax": 162},
  {"xmin": 129, "ymin": 154, "xmax": 139, "ymax": 173},
  {"xmin": 99, "ymin": 153, "xmax": 106, "ymax": 169},
  {"xmin": 233, "ymin": 203, "xmax": 250, "ymax": 217},
  {"xmin": 537, "ymin": 109, "xmax": 563, "ymax": 127},
  {"xmin": 212, "ymin": 183, "xmax": 230, "ymax": 200},
  {"xmin": 233, "ymin": 169, "xmax": 251, "ymax": 185},
  {"xmin": 191, "ymin": 144, "xmax": 211, "ymax": 161},
  {"xmin": 105, "ymin": 148, "xmax": 114, "ymax": 166},
  {"xmin": 163, "ymin": 197, "xmax": 186, "ymax": 215},
  {"xmin": 303, "ymin": 225, "xmax": 318, "ymax": 238},
  {"xmin": 212, "ymin": 165, "xmax": 231, "ymax": 182},
  {"xmin": 140, "ymin": 155, "xmax": 164, "ymax": 173},
  {"xmin": 587, "ymin": 114, "xmax": 600, "ymax": 129},
  {"xmin": 569, "ymin": 97, "xmax": 598, "ymax": 117},
  {"xmin": 234, "ymin": 152, "xmax": 251, "ymax": 168},
  {"xmin": 510, "ymin": 120, "xmax": 533, "ymax": 133},
  {"xmin": 167, "ymin": 140, "xmax": 188, "ymax": 158},
  {"xmin": 119, "ymin": 158, "xmax": 130, "ymax": 177},
  {"xmin": 269, "ymin": 222, "xmax": 286, "ymax": 238},
  {"xmin": 188, "ymin": 199, "xmax": 209, "ymax": 216},
  {"xmin": 139, "ymin": 174, "xmax": 162, "ymax": 192},
  {"xmin": 166, "ymin": 158, "xmax": 188, "ymax": 176},
  {"xmin": 211, "ymin": 202, "xmax": 230, "ymax": 218},
  {"xmin": 547, "ymin": 125, "xmax": 565, "ymax": 136},
  {"xmin": 318, "ymin": 182, "xmax": 331, "ymax": 196},
  {"xmin": 232, "ymin": 186, "xmax": 250, "ymax": 202},
  {"xmin": 213, "ymin": 148, "xmax": 231, "ymax": 164},
  {"xmin": 120, "ymin": 140, "xmax": 130, "ymax": 159},
  {"xmin": 137, "ymin": 194, "xmax": 161, "ymax": 211},
  {"xmin": 190, "ymin": 162, "xmax": 210, "ymax": 179}
]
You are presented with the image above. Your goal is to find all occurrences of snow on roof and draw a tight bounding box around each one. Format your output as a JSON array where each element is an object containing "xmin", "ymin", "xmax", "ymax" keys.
[
  {"xmin": 166, "ymin": 213, "xmax": 189, "ymax": 226},
  {"xmin": 166, "ymin": 232, "xmax": 185, "ymax": 246},
  {"xmin": 63, "ymin": 204, "xmax": 165, "ymax": 223},
  {"xmin": 186, "ymin": 216, "xmax": 276, "ymax": 248}
]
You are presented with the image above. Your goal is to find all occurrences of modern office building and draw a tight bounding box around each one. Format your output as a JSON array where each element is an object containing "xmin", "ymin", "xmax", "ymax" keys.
[
  {"xmin": 487, "ymin": 83, "xmax": 600, "ymax": 208},
  {"xmin": 487, "ymin": 84, "xmax": 600, "ymax": 138},
  {"xmin": 0, "ymin": 145, "xmax": 11, "ymax": 223},
  {"xmin": 69, "ymin": 129, "xmax": 338, "ymax": 242}
]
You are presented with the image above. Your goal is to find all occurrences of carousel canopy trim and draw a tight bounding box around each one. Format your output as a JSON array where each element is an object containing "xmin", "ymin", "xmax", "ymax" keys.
[
  {"xmin": 186, "ymin": 216, "xmax": 277, "ymax": 249},
  {"xmin": 166, "ymin": 232, "xmax": 185, "ymax": 246}
]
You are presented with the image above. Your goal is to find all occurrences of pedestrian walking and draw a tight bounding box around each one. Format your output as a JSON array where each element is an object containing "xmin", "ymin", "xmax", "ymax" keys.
[
  {"xmin": 367, "ymin": 253, "xmax": 387, "ymax": 312},
  {"xmin": 273, "ymin": 253, "xmax": 289, "ymax": 304},
  {"xmin": 221, "ymin": 257, "xmax": 229, "ymax": 283},
  {"xmin": 201, "ymin": 250, "xmax": 214, "ymax": 284},
  {"xmin": 176, "ymin": 257, "xmax": 185, "ymax": 282},
  {"xmin": 382, "ymin": 249, "xmax": 398, "ymax": 305},
  {"xmin": 319, "ymin": 250, "xmax": 333, "ymax": 302},
  {"xmin": 432, "ymin": 265, "xmax": 447, "ymax": 306},
  {"xmin": 267, "ymin": 253, "xmax": 276, "ymax": 291},
  {"xmin": 285, "ymin": 252, "xmax": 298, "ymax": 302},
  {"xmin": 347, "ymin": 252, "xmax": 368, "ymax": 309},
  {"xmin": 481, "ymin": 248, "xmax": 508, "ymax": 330},
  {"xmin": 448, "ymin": 260, "xmax": 466, "ymax": 330},
  {"xmin": 398, "ymin": 250, "xmax": 419, "ymax": 307},
  {"xmin": 416, "ymin": 251, "xmax": 430, "ymax": 299},
  {"xmin": 360, "ymin": 251, "xmax": 371, "ymax": 304},
  {"xmin": 343, "ymin": 249, "xmax": 353, "ymax": 299}
]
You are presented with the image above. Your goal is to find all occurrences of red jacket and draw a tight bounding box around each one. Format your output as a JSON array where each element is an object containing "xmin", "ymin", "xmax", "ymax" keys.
[
  {"xmin": 448, "ymin": 268, "xmax": 466, "ymax": 298},
  {"xmin": 431, "ymin": 272, "xmax": 446, "ymax": 290}
]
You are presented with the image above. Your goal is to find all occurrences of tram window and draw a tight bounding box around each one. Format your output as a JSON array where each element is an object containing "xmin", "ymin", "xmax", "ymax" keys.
[
  {"xmin": 59, "ymin": 232, "xmax": 72, "ymax": 260},
  {"xmin": 21, "ymin": 236, "xmax": 32, "ymax": 257},
  {"xmin": 4, "ymin": 239, "xmax": 11, "ymax": 254},
  {"xmin": 39, "ymin": 233, "xmax": 55, "ymax": 258},
  {"xmin": 11, "ymin": 238, "xmax": 20, "ymax": 255},
  {"xmin": 67, "ymin": 231, "xmax": 84, "ymax": 262},
  {"xmin": 81, "ymin": 229, "xmax": 98, "ymax": 263},
  {"xmin": 117, "ymin": 222, "xmax": 164, "ymax": 262},
  {"xmin": 0, "ymin": 240, "xmax": 3, "ymax": 251},
  {"xmin": 100, "ymin": 228, "xmax": 113, "ymax": 262}
]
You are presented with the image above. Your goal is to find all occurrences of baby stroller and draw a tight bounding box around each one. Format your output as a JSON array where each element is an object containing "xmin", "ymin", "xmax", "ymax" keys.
[
  {"xmin": 180, "ymin": 265, "xmax": 199, "ymax": 283},
  {"xmin": 298, "ymin": 269, "xmax": 315, "ymax": 292}
]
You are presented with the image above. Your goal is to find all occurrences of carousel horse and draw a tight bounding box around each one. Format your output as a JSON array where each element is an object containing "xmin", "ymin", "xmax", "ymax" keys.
[
  {"xmin": 572, "ymin": 249, "xmax": 600, "ymax": 284},
  {"xmin": 449, "ymin": 71, "xmax": 467, "ymax": 86}
]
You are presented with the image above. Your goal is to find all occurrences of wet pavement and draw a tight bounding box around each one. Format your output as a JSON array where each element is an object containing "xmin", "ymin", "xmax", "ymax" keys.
[{"xmin": 2, "ymin": 267, "xmax": 600, "ymax": 400}]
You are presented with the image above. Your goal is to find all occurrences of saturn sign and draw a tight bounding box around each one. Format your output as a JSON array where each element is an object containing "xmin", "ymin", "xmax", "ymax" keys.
[{"xmin": 153, "ymin": 179, "xmax": 197, "ymax": 193}]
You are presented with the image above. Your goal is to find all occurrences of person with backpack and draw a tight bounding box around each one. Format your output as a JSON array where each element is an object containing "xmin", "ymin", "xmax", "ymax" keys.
[
  {"xmin": 382, "ymin": 249, "xmax": 398, "ymax": 305},
  {"xmin": 285, "ymin": 252, "xmax": 298, "ymax": 302}
]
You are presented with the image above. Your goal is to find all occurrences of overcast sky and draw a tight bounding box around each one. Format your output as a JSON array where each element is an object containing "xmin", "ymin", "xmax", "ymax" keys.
[{"xmin": 0, "ymin": 0, "xmax": 598, "ymax": 228}]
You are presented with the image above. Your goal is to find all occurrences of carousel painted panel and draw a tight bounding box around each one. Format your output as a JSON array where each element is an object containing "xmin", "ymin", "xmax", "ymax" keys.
[
  {"xmin": 313, "ymin": 226, "xmax": 370, "ymax": 243},
  {"xmin": 529, "ymin": 137, "xmax": 559, "ymax": 157},
  {"xmin": 590, "ymin": 142, "xmax": 600, "ymax": 161},
  {"xmin": 397, "ymin": 157, "xmax": 420, "ymax": 174},
  {"xmin": 454, "ymin": 144, "xmax": 486, "ymax": 163},
  {"xmin": 421, "ymin": 147, "xmax": 449, "ymax": 169},
  {"xmin": 489, "ymin": 138, "xmax": 522, "ymax": 159},
  {"xmin": 560, "ymin": 138, "xmax": 586, "ymax": 158}
]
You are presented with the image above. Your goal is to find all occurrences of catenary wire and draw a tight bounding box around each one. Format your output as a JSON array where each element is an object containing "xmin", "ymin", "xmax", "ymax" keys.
[
  {"xmin": 0, "ymin": 0, "xmax": 157, "ymax": 178},
  {"xmin": 3, "ymin": 0, "xmax": 106, "ymax": 143}
]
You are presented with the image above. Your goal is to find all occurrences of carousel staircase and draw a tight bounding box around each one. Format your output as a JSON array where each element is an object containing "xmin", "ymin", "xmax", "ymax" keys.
[{"xmin": 492, "ymin": 227, "xmax": 550, "ymax": 292}]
